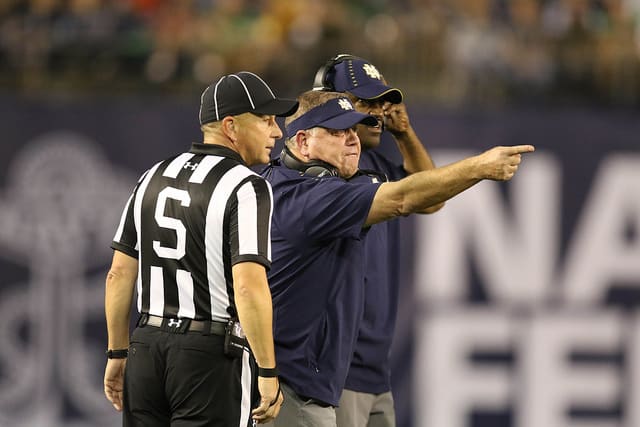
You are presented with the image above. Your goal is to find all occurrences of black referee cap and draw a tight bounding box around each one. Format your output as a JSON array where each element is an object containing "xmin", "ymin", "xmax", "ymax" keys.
[{"xmin": 199, "ymin": 72, "xmax": 299, "ymax": 125}]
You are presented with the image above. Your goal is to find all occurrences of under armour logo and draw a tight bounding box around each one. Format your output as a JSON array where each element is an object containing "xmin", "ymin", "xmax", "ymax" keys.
[
  {"xmin": 338, "ymin": 99, "xmax": 353, "ymax": 111},
  {"xmin": 183, "ymin": 162, "xmax": 199, "ymax": 171},
  {"xmin": 363, "ymin": 64, "xmax": 381, "ymax": 80},
  {"xmin": 168, "ymin": 318, "xmax": 182, "ymax": 328}
]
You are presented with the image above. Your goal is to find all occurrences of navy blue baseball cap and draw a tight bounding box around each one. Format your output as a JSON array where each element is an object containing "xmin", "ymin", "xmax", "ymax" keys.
[
  {"xmin": 199, "ymin": 71, "xmax": 298, "ymax": 125},
  {"xmin": 314, "ymin": 55, "xmax": 403, "ymax": 104},
  {"xmin": 286, "ymin": 97, "xmax": 378, "ymax": 137}
]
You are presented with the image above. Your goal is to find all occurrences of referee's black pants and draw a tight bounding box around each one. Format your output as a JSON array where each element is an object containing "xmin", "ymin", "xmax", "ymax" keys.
[{"xmin": 123, "ymin": 326, "xmax": 257, "ymax": 426}]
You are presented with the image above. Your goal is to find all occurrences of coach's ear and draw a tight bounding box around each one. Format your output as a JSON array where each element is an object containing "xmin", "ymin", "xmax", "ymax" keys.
[{"xmin": 295, "ymin": 130, "xmax": 310, "ymax": 160}]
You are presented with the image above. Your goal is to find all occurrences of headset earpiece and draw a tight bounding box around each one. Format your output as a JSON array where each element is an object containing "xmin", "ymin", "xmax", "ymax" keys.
[
  {"xmin": 312, "ymin": 61, "xmax": 334, "ymax": 91},
  {"xmin": 312, "ymin": 53, "xmax": 359, "ymax": 92},
  {"xmin": 280, "ymin": 146, "xmax": 339, "ymax": 178}
]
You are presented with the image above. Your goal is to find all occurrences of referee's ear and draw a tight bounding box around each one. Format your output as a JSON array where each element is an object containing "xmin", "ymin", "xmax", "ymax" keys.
[{"xmin": 221, "ymin": 116, "xmax": 238, "ymax": 143}]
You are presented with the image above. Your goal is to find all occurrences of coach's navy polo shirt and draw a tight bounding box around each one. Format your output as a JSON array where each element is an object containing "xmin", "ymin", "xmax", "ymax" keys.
[
  {"xmin": 344, "ymin": 149, "xmax": 407, "ymax": 394},
  {"xmin": 261, "ymin": 161, "xmax": 381, "ymax": 406}
]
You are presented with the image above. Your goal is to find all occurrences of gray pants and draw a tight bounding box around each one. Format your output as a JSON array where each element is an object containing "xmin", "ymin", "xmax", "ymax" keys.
[
  {"xmin": 265, "ymin": 382, "xmax": 336, "ymax": 427},
  {"xmin": 335, "ymin": 389, "xmax": 396, "ymax": 427}
]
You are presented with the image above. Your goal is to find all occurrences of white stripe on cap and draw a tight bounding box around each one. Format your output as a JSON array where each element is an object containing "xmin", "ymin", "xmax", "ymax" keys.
[
  {"xmin": 212, "ymin": 75, "xmax": 225, "ymax": 121},
  {"xmin": 199, "ymin": 84, "xmax": 211, "ymax": 124},
  {"xmin": 229, "ymin": 74, "xmax": 255, "ymax": 109},
  {"xmin": 243, "ymin": 71, "xmax": 276, "ymax": 99}
]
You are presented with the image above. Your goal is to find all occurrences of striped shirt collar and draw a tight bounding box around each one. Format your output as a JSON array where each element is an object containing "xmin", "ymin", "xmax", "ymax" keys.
[{"xmin": 190, "ymin": 143, "xmax": 246, "ymax": 166}]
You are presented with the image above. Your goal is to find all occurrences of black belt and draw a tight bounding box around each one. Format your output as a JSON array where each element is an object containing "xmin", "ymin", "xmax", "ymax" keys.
[{"xmin": 141, "ymin": 313, "xmax": 226, "ymax": 336}]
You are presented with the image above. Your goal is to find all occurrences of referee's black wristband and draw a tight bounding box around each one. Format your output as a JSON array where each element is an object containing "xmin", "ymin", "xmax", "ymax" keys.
[
  {"xmin": 258, "ymin": 366, "xmax": 279, "ymax": 377},
  {"xmin": 106, "ymin": 349, "xmax": 128, "ymax": 359}
]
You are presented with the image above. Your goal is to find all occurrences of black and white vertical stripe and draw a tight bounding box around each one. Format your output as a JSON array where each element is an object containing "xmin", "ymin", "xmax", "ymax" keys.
[{"xmin": 112, "ymin": 149, "xmax": 273, "ymax": 322}]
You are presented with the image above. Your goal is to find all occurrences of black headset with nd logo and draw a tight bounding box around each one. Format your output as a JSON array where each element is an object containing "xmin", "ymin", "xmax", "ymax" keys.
[
  {"xmin": 312, "ymin": 53, "xmax": 360, "ymax": 92},
  {"xmin": 278, "ymin": 145, "xmax": 389, "ymax": 183},
  {"xmin": 279, "ymin": 145, "xmax": 339, "ymax": 178}
]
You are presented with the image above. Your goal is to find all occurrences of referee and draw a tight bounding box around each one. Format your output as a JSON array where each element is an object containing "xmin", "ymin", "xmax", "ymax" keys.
[{"xmin": 103, "ymin": 71, "xmax": 298, "ymax": 426}]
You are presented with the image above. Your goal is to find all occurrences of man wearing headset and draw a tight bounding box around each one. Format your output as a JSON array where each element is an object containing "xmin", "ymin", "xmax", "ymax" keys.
[
  {"xmin": 312, "ymin": 54, "xmax": 441, "ymax": 427},
  {"xmin": 261, "ymin": 89, "xmax": 533, "ymax": 427}
]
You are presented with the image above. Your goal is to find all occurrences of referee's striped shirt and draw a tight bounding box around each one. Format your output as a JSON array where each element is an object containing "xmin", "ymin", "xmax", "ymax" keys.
[{"xmin": 111, "ymin": 143, "xmax": 273, "ymax": 322}]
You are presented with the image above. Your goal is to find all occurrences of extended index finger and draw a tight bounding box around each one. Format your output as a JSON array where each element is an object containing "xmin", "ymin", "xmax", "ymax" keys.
[{"xmin": 506, "ymin": 145, "xmax": 535, "ymax": 154}]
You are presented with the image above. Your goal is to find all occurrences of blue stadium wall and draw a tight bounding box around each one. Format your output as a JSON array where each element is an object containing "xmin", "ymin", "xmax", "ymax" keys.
[{"xmin": 0, "ymin": 95, "xmax": 638, "ymax": 427}]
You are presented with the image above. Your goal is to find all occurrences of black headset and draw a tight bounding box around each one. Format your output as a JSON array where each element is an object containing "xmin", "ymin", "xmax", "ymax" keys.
[
  {"xmin": 312, "ymin": 53, "xmax": 386, "ymax": 132},
  {"xmin": 312, "ymin": 53, "xmax": 360, "ymax": 92},
  {"xmin": 279, "ymin": 145, "xmax": 339, "ymax": 178}
]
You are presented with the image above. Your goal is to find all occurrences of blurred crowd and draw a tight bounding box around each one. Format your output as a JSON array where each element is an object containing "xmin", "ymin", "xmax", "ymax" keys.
[{"xmin": 1, "ymin": 0, "xmax": 640, "ymax": 106}]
